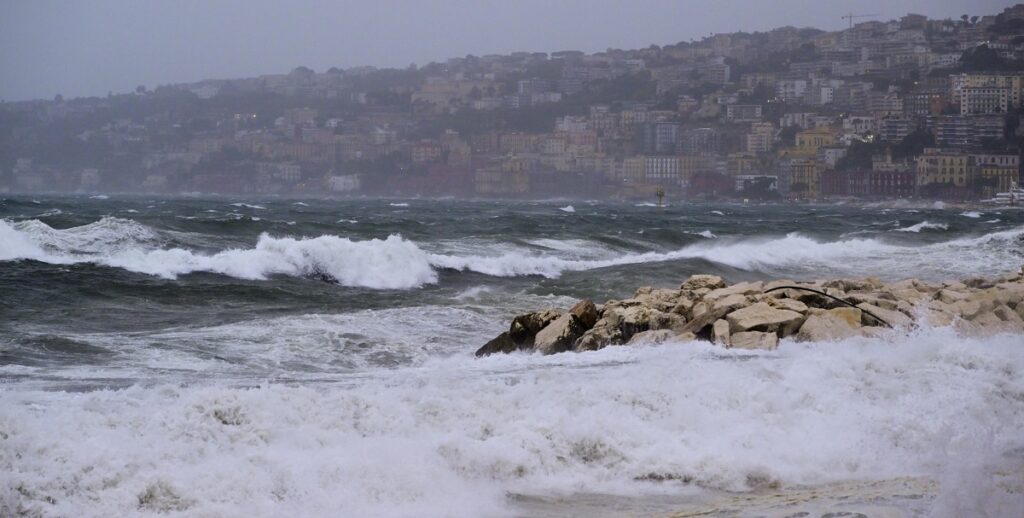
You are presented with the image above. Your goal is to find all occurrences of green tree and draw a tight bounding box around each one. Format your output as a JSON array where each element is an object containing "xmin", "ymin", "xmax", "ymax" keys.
[
  {"xmin": 836, "ymin": 139, "xmax": 883, "ymax": 171},
  {"xmin": 892, "ymin": 128, "xmax": 935, "ymax": 159}
]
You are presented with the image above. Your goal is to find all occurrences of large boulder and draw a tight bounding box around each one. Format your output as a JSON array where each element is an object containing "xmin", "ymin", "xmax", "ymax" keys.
[
  {"xmin": 670, "ymin": 297, "xmax": 695, "ymax": 317},
  {"xmin": 534, "ymin": 313, "xmax": 586, "ymax": 355},
  {"xmin": 844, "ymin": 292, "xmax": 898, "ymax": 311},
  {"xmin": 680, "ymin": 274, "xmax": 726, "ymax": 292},
  {"xmin": 993, "ymin": 283, "xmax": 1024, "ymax": 306},
  {"xmin": 619, "ymin": 305, "xmax": 660, "ymax": 339},
  {"xmin": 729, "ymin": 331, "xmax": 779, "ymax": 350},
  {"xmin": 626, "ymin": 329, "xmax": 675, "ymax": 345},
  {"xmin": 726, "ymin": 302, "xmax": 805, "ymax": 336},
  {"xmin": 680, "ymin": 305, "xmax": 730, "ymax": 335},
  {"xmin": 570, "ymin": 299, "xmax": 599, "ymax": 329},
  {"xmin": 795, "ymin": 308, "xmax": 863, "ymax": 342},
  {"xmin": 821, "ymin": 278, "xmax": 883, "ymax": 292},
  {"xmin": 713, "ymin": 293, "xmax": 752, "ymax": 313},
  {"xmin": 574, "ymin": 311, "xmax": 625, "ymax": 352},
  {"xmin": 937, "ymin": 289, "xmax": 969, "ymax": 304},
  {"xmin": 768, "ymin": 297, "xmax": 808, "ymax": 314},
  {"xmin": 994, "ymin": 304, "xmax": 1023, "ymax": 324},
  {"xmin": 475, "ymin": 332, "xmax": 519, "ymax": 357},
  {"xmin": 712, "ymin": 319, "xmax": 730, "ymax": 345},
  {"xmin": 648, "ymin": 311, "xmax": 688, "ymax": 334},
  {"xmin": 509, "ymin": 309, "xmax": 563, "ymax": 346},
  {"xmin": 856, "ymin": 302, "xmax": 912, "ymax": 328},
  {"xmin": 635, "ymin": 288, "xmax": 685, "ymax": 312},
  {"xmin": 704, "ymin": 281, "xmax": 763, "ymax": 302}
]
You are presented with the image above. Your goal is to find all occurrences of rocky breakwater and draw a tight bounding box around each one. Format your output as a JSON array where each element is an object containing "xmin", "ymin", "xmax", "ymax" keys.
[{"xmin": 476, "ymin": 268, "xmax": 1024, "ymax": 357}]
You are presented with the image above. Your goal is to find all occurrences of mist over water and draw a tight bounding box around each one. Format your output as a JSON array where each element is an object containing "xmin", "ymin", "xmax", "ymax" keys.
[{"xmin": 2, "ymin": 195, "xmax": 1024, "ymax": 516}]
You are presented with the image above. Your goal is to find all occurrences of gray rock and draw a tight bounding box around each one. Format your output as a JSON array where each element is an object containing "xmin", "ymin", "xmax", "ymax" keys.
[
  {"xmin": 729, "ymin": 331, "xmax": 779, "ymax": 350},
  {"xmin": 636, "ymin": 288, "xmax": 685, "ymax": 312},
  {"xmin": 475, "ymin": 332, "xmax": 519, "ymax": 357},
  {"xmin": 768, "ymin": 297, "xmax": 808, "ymax": 314},
  {"xmin": 705, "ymin": 281, "xmax": 763, "ymax": 302},
  {"xmin": 670, "ymin": 297, "xmax": 695, "ymax": 317},
  {"xmin": 680, "ymin": 274, "xmax": 726, "ymax": 292},
  {"xmin": 570, "ymin": 299, "xmax": 599, "ymax": 329},
  {"xmin": 726, "ymin": 302, "xmax": 805, "ymax": 336},
  {"xmin": 627, "ymin": 329, "xmax": 675, "ymax": 345},
  {"xmin": 574, "ymin": 311, "xmax": 625, "ymax": 352},
  {"xmin": 795, "ymin": 309, "xmax": 862, "ymax": 342},
  {"xmin": 680, "ymin": 305, "xmax": 730, "ymax": 335},
  {"xmin": 937, "ymin": 289, "xmax": 969, "ymax": 304},
  {"xmin": 713, "ymin": 293, "xmax": 751, "ymax": 313},
  {"xmin": 712, "ymin": 319, "xmax": 730, "ymax": 345},
  {"xmin": 994, "ymin": 304, "xmax": 1023, "ymax": 324},
  {"xmin": 856, "ymin": 302, "xmax": 912, "ymax": 328},
  {"xmin": 534, "ymin": 313, "xmax": 586, "ymax": 355},
  {"xmin": 649, "ymin": 311, "xmax": 688, "ymax": 334},
  {"xmin": 619, "ymin": 305, "xmax": 660, "ymax": 339},
  {"xmin": 509, "ymin": 309, "xmax": 563, "ymax": 346}
]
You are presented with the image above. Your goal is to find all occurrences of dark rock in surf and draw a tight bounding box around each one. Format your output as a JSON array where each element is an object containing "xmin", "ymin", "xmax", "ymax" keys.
[
  {"xmin": 509, "ymin": 309, "xmax": 563, "ymax": 346},
  {"xmin": 477, "ymin": 309, "xmax": 563, "ymax": 357},
  {"xmin": 569, "ymin": 299, "xmax": 599, "ymax": 329},
  {"xmin": 475, "ymin": 332, "xmax": 519, "ymax": 357},
  {"xmin": 534, "ymin": 313, "xmax": 586, "ymax": 355}
]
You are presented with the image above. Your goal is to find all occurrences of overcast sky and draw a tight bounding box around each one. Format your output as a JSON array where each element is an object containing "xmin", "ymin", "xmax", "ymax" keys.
[{"xmin": 0, "ymin": 0, "xmax": 1015, "ymax": 101}]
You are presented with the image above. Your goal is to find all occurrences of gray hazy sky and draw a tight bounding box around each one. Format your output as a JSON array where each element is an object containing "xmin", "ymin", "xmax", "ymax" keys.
[{"xmin": 0, "ymin": 0, "xmax": 1015, "ymax": 101}]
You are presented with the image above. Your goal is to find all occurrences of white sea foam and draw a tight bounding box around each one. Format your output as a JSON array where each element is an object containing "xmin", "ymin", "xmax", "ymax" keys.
[
  {"xmin": 3, "ymin": 326, "xmax": 1022, "ymax": 517},
  {"xmin": 230, "ymin": 203, "xmax": 266, "ymax": 210},
  {"xmin": 686, "ymin": 229, "xmax": 717, "ymax": 239},
  {"xmin": 559, "ymin": 205, "xmax": 575, "ymax": 213},
  {"xmin": 961, "ymin": 211, "xmax": 981, "ymax": 218},
  {"xmin": 0, "ymin": 219, "xmax": 437, "ymax": 289},
  {"xmin": 710, "ymin": 210, "xmax": 725, "ymax": 216},
  {"xmin": 390, "ymin": 202, "xmax": 410, "ymax": 207},
  {"xmin": 894, "ymin": 221, "xmax": 949, "ymax": 233},
  {"xmin": 89, "ymin": 194, "xmax": 109, "ymax": 199},
  {"xmin": 5, "ymin": 218, "xmax": 1024, "ymax": 284},
  {"xmin": 431, "ymin": 227, "xmax": 1024, "ymax": 281}
]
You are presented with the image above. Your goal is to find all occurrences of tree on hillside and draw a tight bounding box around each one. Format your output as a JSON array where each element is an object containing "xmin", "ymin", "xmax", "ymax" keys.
[
  {"xmin": 892, "ymin": 128, "xmax": 935, "ymax": 159},
  {"xmin": 836, "ymin": 139, "xmax": 884, "ymax": 171}
]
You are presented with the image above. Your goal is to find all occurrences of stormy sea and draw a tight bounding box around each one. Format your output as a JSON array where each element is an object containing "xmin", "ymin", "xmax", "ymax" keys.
[{"xmin": 2, "ymin": 195, "xmax": 1023, "ymax": 517}]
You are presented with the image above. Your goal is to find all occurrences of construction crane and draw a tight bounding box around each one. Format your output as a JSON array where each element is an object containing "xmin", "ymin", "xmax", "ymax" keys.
[{"xmin": 841, "ymin": 12, "xmax": 881, "ymax": 29}]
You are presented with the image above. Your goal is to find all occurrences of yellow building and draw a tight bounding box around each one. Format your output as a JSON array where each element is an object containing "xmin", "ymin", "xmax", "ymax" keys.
[
  {"xmin": 474, "ymin": 157, "xmax": 529, "ymax": 195},
  {"xmin": 916, "ymin": 148, "xmax": 969, "ymax": 187},
  {"xmin": 795, "ymin": 127, "xmax": 836, "ymax": 152},
  {"xmin": 621, "ymin": 156, "xmax": 647, "ymax": 182},
  {"xmin": 679, "ymin": 155, "xmax": 701, "ymax": 184},
  {"xmin": 727, "ymin": 153, "xmax": 760, "ymax": 176},
  {"xmin": 951, "ymin": 73, "xmax": 1024, "ymax": 108},
  {"xmin": 789, "ymin": 159, "xmax": 821, "ymax": 199},
  {"xmin": 977, "ymin": 165, "xmax": 1019, "ymax": 195}
]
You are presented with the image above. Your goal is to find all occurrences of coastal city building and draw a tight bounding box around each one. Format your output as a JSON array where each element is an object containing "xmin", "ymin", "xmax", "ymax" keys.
[{"xmin": 2, "ymin": 3, "xmax": 1023, "ymax": 201}]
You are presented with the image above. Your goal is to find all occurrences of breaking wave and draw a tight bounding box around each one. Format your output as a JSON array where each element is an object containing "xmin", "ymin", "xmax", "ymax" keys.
[
  {"xmin": 431, "ymin": 227, "xmax": 1024, "ymax": 281},
  {"xmin": 3, "ymin": 218, "xmax": 1023, "ymax": 286},
  {"xmin": 0, "ymin": 218, "xmax": 437, "ymax": 289},
  {"xmin": 893, "ymin": 221, "xmax": 949, "ymax": 233}
]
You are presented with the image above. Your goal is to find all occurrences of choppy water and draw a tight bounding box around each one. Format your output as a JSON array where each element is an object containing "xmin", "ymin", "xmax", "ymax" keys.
[{"xmin": 2, "ymin": 195, "xmax": 1023, "ymax": 516}]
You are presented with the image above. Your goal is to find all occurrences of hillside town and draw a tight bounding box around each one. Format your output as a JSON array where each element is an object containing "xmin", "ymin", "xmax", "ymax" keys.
[{"xmin": 3, "ymin": 5, "xmax": 1024, "ymax": 201}]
